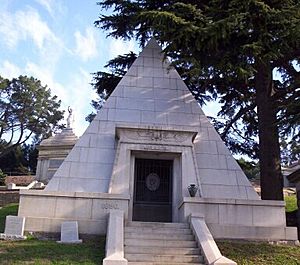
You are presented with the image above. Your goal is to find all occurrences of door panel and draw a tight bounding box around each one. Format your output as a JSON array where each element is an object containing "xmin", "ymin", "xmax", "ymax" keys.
[{"xmin": 133, "ymin": 158, "xmax": 172, "ymax": 222}]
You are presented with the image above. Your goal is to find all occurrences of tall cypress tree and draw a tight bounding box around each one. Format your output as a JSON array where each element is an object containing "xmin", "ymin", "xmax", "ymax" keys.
[{"xmin": 95, "ymin": 0, "xmax": 300, "ymax": 200}]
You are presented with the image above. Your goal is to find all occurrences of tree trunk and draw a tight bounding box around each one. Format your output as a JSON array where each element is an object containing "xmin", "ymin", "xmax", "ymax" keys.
[{"xmin": 255, "ymin": 60, "xmax": 283, "ymax": 200}]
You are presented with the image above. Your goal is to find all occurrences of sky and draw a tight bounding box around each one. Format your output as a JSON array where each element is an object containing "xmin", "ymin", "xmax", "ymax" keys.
[{"xmin": 0, "ymin": 0, "xmax": 217, "ymax": 137}]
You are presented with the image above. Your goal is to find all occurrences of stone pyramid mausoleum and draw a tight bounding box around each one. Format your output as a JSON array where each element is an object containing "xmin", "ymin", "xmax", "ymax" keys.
[
  {"xmin": 18, "ymin": 40, "xmax": 296, "ymax": 257},
  {"xmin": 45, "ymin": 39, "xmax": 258, "ymax": 200}
]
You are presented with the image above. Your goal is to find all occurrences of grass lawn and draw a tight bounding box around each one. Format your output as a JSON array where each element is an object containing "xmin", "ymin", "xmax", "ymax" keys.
[
  {"xmin": 285, "ymin": 195, "xmax": 298, "ymax": 212},
  {"xmin": 218, "ymin": 240, "xmax": 300, "ymax": 265},
  {"xmin": 0, "ymin": 238, "xmax": 105, "ymax": 265},
  {"xmin": 0, "ymin": 204, "xmax": 105, "ymax": 264}
]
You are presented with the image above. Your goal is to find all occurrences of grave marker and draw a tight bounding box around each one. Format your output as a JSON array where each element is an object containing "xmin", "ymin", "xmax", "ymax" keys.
[
  {"xmin": 0, "ymin": 216, "xmax": 27, "ymax": 240},
  {"xmin": 57, "ymin": 221, "xmax": 82, "ymax": 244}
]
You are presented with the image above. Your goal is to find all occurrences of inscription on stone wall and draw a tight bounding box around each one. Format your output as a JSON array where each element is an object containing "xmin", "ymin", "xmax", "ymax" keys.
[
  {"xmin": 141, "ymin": 145, "xmax": 167, "ymax": 151},
  {"xmin": 101, "ymin": 203, "xmax": 119, "ymax": 210}
]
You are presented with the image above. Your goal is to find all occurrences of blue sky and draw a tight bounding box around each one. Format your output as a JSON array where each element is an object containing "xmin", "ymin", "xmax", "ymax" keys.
[
  {"xmin": 0, "ymin": 0, "xmax": 140, "ymax": 135},
  {"xmin": 0, "ymin": 0, "xmax": 217, "ymax": 136}
]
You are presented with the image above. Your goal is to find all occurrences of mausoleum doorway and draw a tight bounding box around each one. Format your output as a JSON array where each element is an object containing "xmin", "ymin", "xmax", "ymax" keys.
[{"xmin": 132, "ymin": 158, "xmax": 173, "ymax": 222}]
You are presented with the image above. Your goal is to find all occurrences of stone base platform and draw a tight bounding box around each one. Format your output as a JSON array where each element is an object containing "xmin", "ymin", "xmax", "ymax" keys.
[
  {"xmin": 18, "ymin": 190, "xmax": 297, "ymax": 241},
  {"xmin": 18, "ymin": 190, "xmax": 129, "ymax": 235},
  {"xmin": 179, "ymin": 197, "xmax": 298, "ymax": 241}
]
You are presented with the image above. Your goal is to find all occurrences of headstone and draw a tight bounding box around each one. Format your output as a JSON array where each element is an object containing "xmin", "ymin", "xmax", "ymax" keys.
[
  {"xmin": 7, "ymin": 183, "xmax": 16, "ymax": 190},
  {"xmin": 0, "ymin": 216, "xmax": 27, "ymax": 240},
  {"xmin": 57, "ymin": 221, "xmax": 82, "ymax": 244}
]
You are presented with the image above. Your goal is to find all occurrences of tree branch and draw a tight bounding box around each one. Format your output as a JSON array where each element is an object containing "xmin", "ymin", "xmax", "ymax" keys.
[
  {"xmin": 221, "ymin": 103, "xmax": 256, "ymax": 138},
  {"xmin": 271, "ymin": 50, "xmax": 300, "ymax": 68}
]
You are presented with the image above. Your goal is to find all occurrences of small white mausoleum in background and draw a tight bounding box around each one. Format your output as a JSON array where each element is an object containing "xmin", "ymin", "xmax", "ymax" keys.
[
  {"xmin": 17, "ymin": 39, "xmax": 297, "ymax": 264},
  {"xmin": 35, "ymin": 123, "xmax": 78, "ymax": 184}
]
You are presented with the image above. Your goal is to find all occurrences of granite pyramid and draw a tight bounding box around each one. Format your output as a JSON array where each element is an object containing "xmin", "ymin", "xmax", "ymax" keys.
[{"xmin": 45, "ymin": 39, "xmax": 259, "ymax": 200}]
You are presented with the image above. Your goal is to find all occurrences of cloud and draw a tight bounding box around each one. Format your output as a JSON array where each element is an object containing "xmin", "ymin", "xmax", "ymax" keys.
[
  {"xmin": 0, "ymin": 7, "xmax": 59, "ymax": 50},
  {"xmin": 66, "ymin": 68, "xmax": 97, "ymax": 135},
  {"xmin": 109, "ymin": 38, "xmax": 137, "ymax": 58},
  {"xmin": 74, "ymin": 27, "xmax": 98, "ymax": 61},
  {"xmin": 34, "ymin": 0, "xmax": 65, "ymax": 18},
  {"xmin": 0, "ymin": 61, "xmax": 21, "ymax": 79},
  {"xmin": 25, "ymin": 62, "xmax": 68, "ymax": 108},
  {"xmin": 34, "ymin": 0, "xmax": 54, "ymax": 17},
  {"xmin": 0, "ymin": 12, "xmax": 20, "ymax": 49},
  {"xmin": 0, "ymin": 5, "xmax": 96, "ymax": 136},
  {"xmin": 25, "ymin": 62, "xmax": 95, "ymax": 136}
]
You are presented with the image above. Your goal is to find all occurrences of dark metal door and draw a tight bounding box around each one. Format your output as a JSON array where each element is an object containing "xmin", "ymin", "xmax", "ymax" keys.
[{"xmin": 133, "ymin": 158, "xmax": 172, "ymax": 222}]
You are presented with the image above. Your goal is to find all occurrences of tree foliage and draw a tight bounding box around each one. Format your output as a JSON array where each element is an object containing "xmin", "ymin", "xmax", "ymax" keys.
[
  {"xmin": 237, "ymin": 158, "xmax": 260, "ymax": 180},
  {"xmin": 280, "ymin": 139, "xmax": 300, "ymax": 166},
  {"xmin": 93, "ymin": 0, "xmax": 300, "ymax": 200},
  {"xmin": 0, "ymin": 169, "xmax": 6, "ymax": 185},
  {"xmin": 0, "ymin": 75, "xmax": 64, "ymax": 158},
  {"xmin": 0, "ymin": 144, "xmax": 38, "ymax": 175}
]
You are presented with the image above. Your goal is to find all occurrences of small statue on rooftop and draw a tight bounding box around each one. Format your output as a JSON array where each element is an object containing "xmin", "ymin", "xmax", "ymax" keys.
[{"xmin": 67, "ymin": 106, "xmax": 73, "ymax": 128}]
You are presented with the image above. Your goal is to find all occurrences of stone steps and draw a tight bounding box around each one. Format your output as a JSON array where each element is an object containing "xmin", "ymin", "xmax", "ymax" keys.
[
  {"xmin": 125, "ymin": 226, "xmax": 192, "ymax": 235},
  {"xmin": 126, "ymin": 253, "xmax": 204, "ymax": 263},
  {"xmin": 128, "ymin": 261, "xmax": 204, "ymax": 265},
  {"xmin": 125, "ymin": 238, "xmax": 197, "ymax": 248},
  {"xmin": 125, "ymin": 232, "xmax": 195, "ymax": 241},
  {"xmin": 126, "ymin": 221, "xmax": 189, "ymax": 229},
  {"xmin": 124, "ymin": 222, "xmax": 204, "ymax": 265},
  {"xmin": 125, "ymin": 246, "xmax": 200, "ymax": 255}
]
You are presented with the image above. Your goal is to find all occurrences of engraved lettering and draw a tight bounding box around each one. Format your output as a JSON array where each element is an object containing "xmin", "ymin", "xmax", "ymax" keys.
[{"xmin": 101, "ymin": 203, "xmax": 119, "ymax": 210}]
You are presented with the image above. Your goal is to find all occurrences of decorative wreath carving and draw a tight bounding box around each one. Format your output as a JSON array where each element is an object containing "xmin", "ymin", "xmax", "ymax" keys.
[{"xmin": 146, "ymin": 173, "xmax": 160, "ymax": 191}]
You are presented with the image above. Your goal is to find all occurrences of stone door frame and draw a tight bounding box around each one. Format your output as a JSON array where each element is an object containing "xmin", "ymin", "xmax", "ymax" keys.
[{"xmin": 108, "ymin": 125, "xmax": 201, "ymax": 222}]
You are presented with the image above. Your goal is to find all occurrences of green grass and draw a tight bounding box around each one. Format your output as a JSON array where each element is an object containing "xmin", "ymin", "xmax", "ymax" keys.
[
  {"xmin": 0, "ymin": 238, "xmax": 105, "ymax": 264},
  {"xmin": 0, "ymin": 203, "xmax": 18, "ymax": 233},
  {"xmin": 285, "ymin": 195, "xmax": 298, "ymax": 212},
  {"xmin": 218, "ymin": 240, "xmax": 300, "ymax": 265},
  {"xmin": 0, "ymin": 204, "xmax": 105, "ymax": 264}
]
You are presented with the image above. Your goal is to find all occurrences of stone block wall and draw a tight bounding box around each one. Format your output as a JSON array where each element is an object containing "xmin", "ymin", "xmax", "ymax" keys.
[
  {"xmin": 179, "ymin": 197, "xmax": 298, "ymax": 241},
  {"xmin": 18, "ymin": 190, "xmax": 129, "ymax": 235},
  {"xmin": 0, "ymin": 191, "xmax": 20, "ymax": 206}
]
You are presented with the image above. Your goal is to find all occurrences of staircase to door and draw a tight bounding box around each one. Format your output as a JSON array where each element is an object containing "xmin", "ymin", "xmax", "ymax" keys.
[{"xmin": 124, "ymin": 221, "xmax": 205, "ymax": 265}]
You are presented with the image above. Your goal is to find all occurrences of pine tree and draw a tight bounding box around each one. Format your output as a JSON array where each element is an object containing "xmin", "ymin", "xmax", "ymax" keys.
[
  {"xmin": 94, "ymin": 0, "xmax": 300, "ymax": 200},
  {"xmin": 0, "ymin": 75, "xmax": 64, "ymax": 158}
]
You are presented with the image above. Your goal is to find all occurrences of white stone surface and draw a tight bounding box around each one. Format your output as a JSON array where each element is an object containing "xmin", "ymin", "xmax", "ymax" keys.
[
  {"xmin": 180, "ymin": 197, "xmax": 297, "ymax": 240},
  {"xmin": 124, "ymin": 221, "xmax": 204, "ymax": 264},
  {"xmin": 58, "ymin": 221, "xmax": 82, "ymax": 244},
  {"xmin": 16, "ymin": 39, "xmax": 296, "ymax": 245},
  {"xmin": 0, "ymin": 233, "xmax": 27, "ymax": 240},
  {"xmin": 190, "ymin": 216, "xmax": 236, "ymax": 265},
  {"xmin": 45, "ymin": 38, "xmax": 256, "ymax": 201},
  {"xmin": 6, "ymin": 183, "xmax": 16, "ymax": 189},
  {"xmin": 103, "ymin": 210, "xmax": 128, "ymax": 265},
  {"xmin": 4, "ymin": 216, "xmax": 26, "ymax": 236},
  {"xmin": 18, "ymin": 190, "xmax": 129, "ymax": 235},
  {"xmin": 36, "ymin": 127, "xmax": 77, "ymax": 183}
]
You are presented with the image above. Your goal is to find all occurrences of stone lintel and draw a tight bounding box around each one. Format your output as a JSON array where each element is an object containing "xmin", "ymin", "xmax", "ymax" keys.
[{"xmin": 116, "ymin": 125, "xmax": 197, "ymax": 147}]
